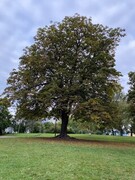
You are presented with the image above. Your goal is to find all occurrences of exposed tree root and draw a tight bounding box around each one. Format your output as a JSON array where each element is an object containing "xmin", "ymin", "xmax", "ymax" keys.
[{"xmin": 55, "ymin": 134, "xmax": 75, "ymax": 140}]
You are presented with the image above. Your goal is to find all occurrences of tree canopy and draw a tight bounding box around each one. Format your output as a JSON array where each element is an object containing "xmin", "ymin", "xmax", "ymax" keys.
[{"xmin": 4, "ymin": 14, "xmax": 125, "ymax": 138}]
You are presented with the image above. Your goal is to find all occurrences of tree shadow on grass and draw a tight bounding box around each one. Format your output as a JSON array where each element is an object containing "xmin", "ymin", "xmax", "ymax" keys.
[{"xmin": 31, "ymin": 136, "xmax": 135, "ymax": 148}]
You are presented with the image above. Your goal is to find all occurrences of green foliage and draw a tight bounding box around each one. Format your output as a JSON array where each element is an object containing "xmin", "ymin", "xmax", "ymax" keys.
[
  {"xmin": 127, "ymin": 71, "xmax": 135, "ymax": 133},
  {"xmin": 43, "ymin": 122, "xmax": 59, "ymax": 133},
  {"xmin": 109, "ymin": 93, "xmax": 130, "ymax": 130},
  {"xmin": 13, "ymin": 119, "xmax": 55, "ymax": 133},
  {"xmin": 4, "ymin": 14, "xmax": 125, "ymax": 135},
  {"xmin": 0, "ymin": 98, "xmax": 12, "ymax": 135},
  {"xmin": 68, "ymin": 118, "xmax": 100, "ymax": 134}
]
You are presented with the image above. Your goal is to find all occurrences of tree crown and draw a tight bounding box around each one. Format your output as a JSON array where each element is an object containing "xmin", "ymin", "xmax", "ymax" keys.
[{"xmin": 4, "ymin": 14, "xmax": 125, "ymax": 123}]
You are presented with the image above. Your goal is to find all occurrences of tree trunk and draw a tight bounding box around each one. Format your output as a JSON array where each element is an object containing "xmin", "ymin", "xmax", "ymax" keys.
[
  {"xmin": 0, "ymin": 129, "xmax": 3, "ymax": 135},
  {"xmin": 112, "ymin": 129, "xmax": 115, "ymax": 136},
  {"xmin": 58, "ymin": 110, "xmax": 69, "ymax": 138},
  {"xmin": 120, "ymin": 128, "xmax": 123, "ymax": 136},
  {"xmin": 131, "ymin": 127, "xmax": 133, "ymax": 137}
]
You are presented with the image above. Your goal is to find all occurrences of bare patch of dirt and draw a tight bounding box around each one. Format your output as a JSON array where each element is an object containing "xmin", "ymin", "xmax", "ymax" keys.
[{"xmin": 26, "ymin": 137, "xmax": 135, "ymax": 148}]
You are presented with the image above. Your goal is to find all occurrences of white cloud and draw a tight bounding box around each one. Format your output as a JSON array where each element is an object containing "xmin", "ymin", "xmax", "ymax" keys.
[
  {"xmin": 116, "ymin": 38, "xmax": 135, "ymax": 74},
  {"xmin": 120, "ymin": 74, "xmax": 130, "ymax": 93}
]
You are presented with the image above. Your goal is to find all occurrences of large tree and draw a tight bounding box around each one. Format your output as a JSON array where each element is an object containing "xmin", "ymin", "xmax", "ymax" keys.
[
  {"xmin": 4, "ymin": 14, "xmax": 125, "ymax": 138},
  {"xmin": 127, "ymin": 71, "xmax": 135, "ymax": 135}
]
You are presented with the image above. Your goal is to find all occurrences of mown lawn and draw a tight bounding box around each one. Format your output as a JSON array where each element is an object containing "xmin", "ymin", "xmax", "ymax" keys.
[
  {"xmin": 9, "ymin": 132, "xmax": 135, "ymax": 143},
  {"xmin": 0, "ymin": 134, "xmax": 135, "ymax": 180}
]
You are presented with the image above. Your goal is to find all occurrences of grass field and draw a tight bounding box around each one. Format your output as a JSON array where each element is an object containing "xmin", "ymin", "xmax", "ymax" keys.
[{"xmin": 0, "ymin": 134, "xmax": 135, "ymax": 180}]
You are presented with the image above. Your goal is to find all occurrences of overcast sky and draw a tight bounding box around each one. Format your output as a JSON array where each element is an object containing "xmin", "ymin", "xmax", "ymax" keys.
[{"xmin": 0, "ymin": 0, "xmax": 135, "ymax": 94}]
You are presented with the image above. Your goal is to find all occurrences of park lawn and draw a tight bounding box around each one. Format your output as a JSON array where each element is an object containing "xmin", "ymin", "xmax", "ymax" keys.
[
  {"xmin": 72, "ymin": 134, "xmax": 135, "ymax": 143},
  {"xmin": 9, "ymin": 133, "xmax": 135, "ymax": 143},
  {"xmin": 0, "ymin": 136, "xmax": 135, "ymax": 180}
]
